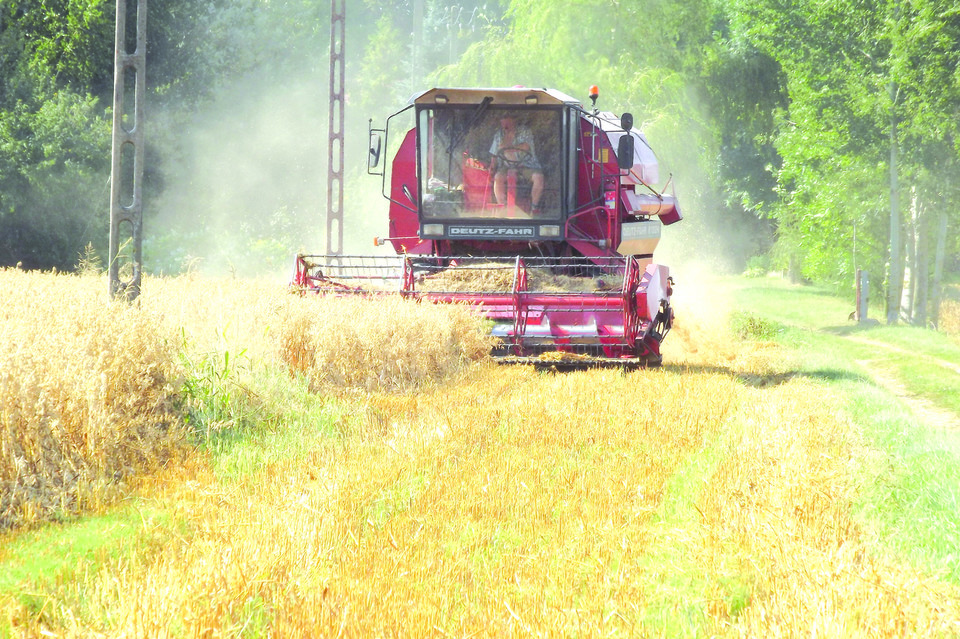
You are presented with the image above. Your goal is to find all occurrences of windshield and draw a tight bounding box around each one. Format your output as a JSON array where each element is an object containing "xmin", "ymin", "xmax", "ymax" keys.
[{"xmin": 419, "ymin": 106, "xmax": 563, "ymax": 221}]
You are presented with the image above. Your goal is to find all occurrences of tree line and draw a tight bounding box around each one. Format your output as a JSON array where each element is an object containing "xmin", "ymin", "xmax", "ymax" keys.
[{"xmin": 1, "ymin": 0, "xmax": 957, "ymax": 324}]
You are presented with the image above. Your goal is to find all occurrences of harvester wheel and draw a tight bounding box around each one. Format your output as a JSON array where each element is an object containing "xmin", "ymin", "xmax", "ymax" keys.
[{"xmin": 638, "ymin": 332, "xmax": 664, "ymax": 368}]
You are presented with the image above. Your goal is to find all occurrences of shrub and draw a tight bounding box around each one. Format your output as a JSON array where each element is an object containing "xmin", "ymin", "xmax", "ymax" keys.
[
  {"xmin": 0, "ymin": 270, "xmax": 185, "ymax": 529},
  {"xmin": 730, "ymin": 311, "xmax": 781, "ymax": 341}
]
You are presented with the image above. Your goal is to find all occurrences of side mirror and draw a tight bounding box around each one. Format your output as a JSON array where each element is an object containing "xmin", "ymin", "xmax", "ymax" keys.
[
  {"xmin": 368, "ymin": 131, "xmax": 383, "ymax": 169},
  {"xmin": 617, "ymin": 134, "xmax": 635, "ymax": 170},
  {"xmin": 620, "ymin": 112, "xmax": 634, "ymax": 132}
]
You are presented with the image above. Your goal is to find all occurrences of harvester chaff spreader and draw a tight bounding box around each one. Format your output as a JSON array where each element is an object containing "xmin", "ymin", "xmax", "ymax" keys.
[{"xmin": 295, "ymin": 86, "xmax": 682, "ymax": 366}]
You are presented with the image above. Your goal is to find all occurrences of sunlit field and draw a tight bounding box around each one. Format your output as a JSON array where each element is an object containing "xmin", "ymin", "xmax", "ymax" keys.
[
  {"xmin": 2, "ymin": 268, "xmax": 960, "ymax": 636},
  {"xmin": 1, "ymin": 271, "xmax": 488, "ymax": 530}
]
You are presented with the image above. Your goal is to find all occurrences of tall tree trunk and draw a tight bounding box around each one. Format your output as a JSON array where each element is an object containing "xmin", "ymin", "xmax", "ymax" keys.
[
  {"xmin": 914, "ymin": 199, "xmax": 929, "ymax": 327},
  {"xmin": 788, "ymin": 251, "xmax": 801, "ymax": 284},
  {"xmin": 886, "ymin": 82, "xmax": 903, "ymax": 325},
  {"xmin": 930, "ymin": 209, "xmax": 948, "ymax": 329},
  {"xmin": 900, "ymin": 187, "xmax": 917, "ymax": 323}
]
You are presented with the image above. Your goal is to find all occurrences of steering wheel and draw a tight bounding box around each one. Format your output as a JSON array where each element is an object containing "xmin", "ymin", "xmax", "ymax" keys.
[{"xmin": 494, "ymin": 147, "xmax": 532, "ymax": 169}]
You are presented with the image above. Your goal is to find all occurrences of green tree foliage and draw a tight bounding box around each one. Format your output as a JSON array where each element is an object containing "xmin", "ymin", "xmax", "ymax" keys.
[
  {"xmin": 729, "ymin": 0, "xmax": 958, "ymax": 325},
  {"xmin": 3, "ymin": 0, "xmax": 114, "ymax": 98},
  {"xmin": 893, "ymin": 0, "xmax": 960, "ymax": 165},
  {"xmin": 726, "ymin": 0, "xmax": 890, "ymax": 283},
  {"xmin": 0, "ymin": 2, "xmax": 113, "ymax": 269},
  {"xmin": 357, "ymin": 15, "xmax": 408, "ymax": 123}
]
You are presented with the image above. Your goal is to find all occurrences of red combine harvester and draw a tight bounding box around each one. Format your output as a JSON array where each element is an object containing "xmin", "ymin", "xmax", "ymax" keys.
[{"xmin": 295, "ymin": 86, "xmax": 682, "ymax": 366}]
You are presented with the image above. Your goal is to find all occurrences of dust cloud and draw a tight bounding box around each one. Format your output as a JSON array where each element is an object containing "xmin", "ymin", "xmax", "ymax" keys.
[
  {"xmin": 659, "ymin": 260, "xmax": 739, "ymax": 367},
  {"xmin": 652, "ymin": 152, "xmax": 770, "ymax": 280},
  {"xmin": 652, "ymin": 158, "xmax": 763, "ymax": 367},
  {"xmin": 148, "ymin": 68, "xmax": 387, "ymax": 280}
]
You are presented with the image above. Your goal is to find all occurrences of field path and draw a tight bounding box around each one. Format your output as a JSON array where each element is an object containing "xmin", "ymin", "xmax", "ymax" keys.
[
  {"xmin": 855, "ymin": 359, "xmax": 960, "ymax": 430},
  {"xmin": 845, "ymin": 334, "xmax": 960, "ymax": 375},
  {"xmin": 844, "ymin": 335, "xmax": 960, "ymax": 431}
]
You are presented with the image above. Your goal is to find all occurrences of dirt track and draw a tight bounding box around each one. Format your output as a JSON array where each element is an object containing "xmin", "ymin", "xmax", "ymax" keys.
[{"xmin": 846, "ymin": 334, "xmax": 960, "ymax": 431}]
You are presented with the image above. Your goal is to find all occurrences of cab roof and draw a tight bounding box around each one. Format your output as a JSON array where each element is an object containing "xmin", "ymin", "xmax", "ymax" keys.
[{"xmin": 410, "ymin": 87, "xmax": 583, "ymax": 107}]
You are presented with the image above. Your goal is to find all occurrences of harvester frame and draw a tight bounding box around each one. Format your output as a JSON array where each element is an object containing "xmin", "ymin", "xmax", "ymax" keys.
[{"xmin": 295, "ymin": 86, "xmax": 682, "ymax": 367}]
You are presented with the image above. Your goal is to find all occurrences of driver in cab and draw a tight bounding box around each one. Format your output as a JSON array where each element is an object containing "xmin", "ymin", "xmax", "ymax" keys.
[{"xmin": 489, "ymin": 115, "xmax": 545, "ymax": 214}]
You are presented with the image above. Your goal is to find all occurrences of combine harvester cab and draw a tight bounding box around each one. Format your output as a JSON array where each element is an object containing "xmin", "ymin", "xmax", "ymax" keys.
[{"xmin": 295, "ymin": 86, "xmax": 682, "ymax": 366}]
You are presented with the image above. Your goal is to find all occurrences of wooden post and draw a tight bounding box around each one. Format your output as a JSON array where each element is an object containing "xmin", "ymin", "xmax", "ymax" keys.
[
  {"xmin": 861, "ymin": 271, "xmax": 870, "ymax": 323},
  {"xmin": 855, "ymin": 269, "xmax": 863, "ymax": 321},
  {"xmin": 914, "ymin": 199, "xmax": 929, "ymax": 327},
  {"xmin": 931, "ymin": 210, "xmax": 948, "ymax": 328}
]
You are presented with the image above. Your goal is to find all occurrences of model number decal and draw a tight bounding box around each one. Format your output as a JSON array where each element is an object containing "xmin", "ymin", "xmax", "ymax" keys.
[{"xmin": 448, "ymin": 226, "xmax": 535, "ymax": 237}]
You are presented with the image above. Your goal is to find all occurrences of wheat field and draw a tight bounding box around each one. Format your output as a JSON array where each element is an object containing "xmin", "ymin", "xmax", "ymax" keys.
[
  {"xmin": 0, "ymin": 270, "xmax": 488, "ymax": 529},
  {"xmin": 2, "ymin": 268, "xmax": 959, "ymax": 637},
  {"xmin": 941, "ymin": 298, "xmax": 960, "ymax": 335}
]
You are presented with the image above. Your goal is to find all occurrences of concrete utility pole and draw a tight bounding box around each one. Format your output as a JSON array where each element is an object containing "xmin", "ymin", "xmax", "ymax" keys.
[
  {"xmin": 327, "ymin": 0, "xmax": 345, "ymax": 259},
  {"xmin": 108, "ymin": 0, "xmax": 146, "ymax": 300}
]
